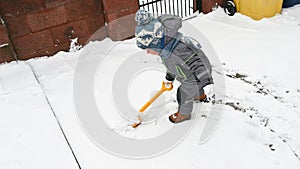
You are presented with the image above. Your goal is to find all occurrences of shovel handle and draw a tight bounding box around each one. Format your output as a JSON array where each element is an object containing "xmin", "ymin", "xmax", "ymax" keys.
[
  {"xmin": 139, "ymin": 81, "xmax": 173, "ymax": 112},
  {"xmin": 161, "ymin": 81, "xmax": 173, "ymax": 91}
]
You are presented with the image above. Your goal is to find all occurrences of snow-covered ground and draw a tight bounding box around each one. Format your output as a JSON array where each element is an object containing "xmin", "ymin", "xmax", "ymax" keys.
[{"xmin": 1, "ymin": 5, "xmax": 300, "ymax": 169}]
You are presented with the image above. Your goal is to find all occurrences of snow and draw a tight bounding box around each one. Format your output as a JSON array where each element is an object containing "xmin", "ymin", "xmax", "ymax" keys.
[
  {"xmin": 0, "ymin": 62, "xmax": 79, "ymax": 169},
  {"xmin": 1, "ymin": 4, "xmax": 300, "ymax": 169},
  {"xmin": 0, "ymin": 43, "xmax": 9, "ymax": 48}
]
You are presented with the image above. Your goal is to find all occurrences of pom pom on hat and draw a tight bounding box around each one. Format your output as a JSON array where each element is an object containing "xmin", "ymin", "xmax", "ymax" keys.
[{"xmin": 135, "ymin": 9, "xmax": 153, "ymax": 25}]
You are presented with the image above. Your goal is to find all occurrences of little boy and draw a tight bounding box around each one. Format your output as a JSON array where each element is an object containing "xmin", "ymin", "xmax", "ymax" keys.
[{"xmin": 135, "ymin": 10, "xmax": 213, "ymax": 123}]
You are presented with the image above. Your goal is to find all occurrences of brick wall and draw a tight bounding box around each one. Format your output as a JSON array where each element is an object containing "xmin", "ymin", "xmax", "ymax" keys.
[
  {"xmin": 0, "ymin": 0, "xmax": 139, "ymax": 64},
  {"xmin": 0, "ymin": 21, "xmax": 16, "ymax": 63},
  {"xmin": 102, "ymin": 0, "xmax": 138, "ymax": 41},
  {"xmin": 0, "ymin": 0, "xmax": 107, "ymax": 62},
  {"xmin": 202, "ymin": 0, "xmax": 226, "ymax": 14}
]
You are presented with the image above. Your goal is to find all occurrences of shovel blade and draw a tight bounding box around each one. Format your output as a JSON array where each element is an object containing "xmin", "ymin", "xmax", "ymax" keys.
[{"xmin": 132, "ymin": 122, "xmax": 141, "ymax": 128}]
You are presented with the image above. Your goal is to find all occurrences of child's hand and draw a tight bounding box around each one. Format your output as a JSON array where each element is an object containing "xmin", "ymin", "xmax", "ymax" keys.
[{"xmin": 164, "ymin": 80, "xmax": 173, "ymax": 88}]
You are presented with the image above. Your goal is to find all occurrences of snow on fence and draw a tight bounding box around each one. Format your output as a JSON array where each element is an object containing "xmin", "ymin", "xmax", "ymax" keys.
[{"xmin": 138, "ymin": 0, "xmax": 195, "ymax": 18}]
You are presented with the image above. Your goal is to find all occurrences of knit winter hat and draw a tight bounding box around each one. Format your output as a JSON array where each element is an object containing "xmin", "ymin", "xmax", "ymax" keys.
[{"xmin": 135, "ymin": 10, "xmax": 165, "ymax": 51}]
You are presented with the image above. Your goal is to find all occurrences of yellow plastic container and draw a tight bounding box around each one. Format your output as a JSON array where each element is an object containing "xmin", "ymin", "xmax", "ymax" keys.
[{"xmin": 234, "ymin": 0, "xmax": 283, "ymax": 20}]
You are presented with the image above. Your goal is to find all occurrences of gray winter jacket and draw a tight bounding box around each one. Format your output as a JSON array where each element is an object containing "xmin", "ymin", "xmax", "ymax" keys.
[{"xmin": 158, "ymin": 15, "xmax": 213, "ymax": 89}]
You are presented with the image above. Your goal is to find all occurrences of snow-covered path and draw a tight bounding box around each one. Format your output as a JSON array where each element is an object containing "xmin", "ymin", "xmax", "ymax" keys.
[
  {"xmin": 1, "ymin": 5, "xmax": 300, "ymax": 169},
  {"xmin": 0, "ymin": 61, "xmax": 79, "ymax": 169}
]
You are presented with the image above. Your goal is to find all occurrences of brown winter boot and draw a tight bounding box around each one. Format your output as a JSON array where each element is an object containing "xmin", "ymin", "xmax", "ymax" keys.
[
  {"xmin": 169, "ymin": 112, "xmax": 191, "ymax": 123},
  {"xmin": 194, "ymin": 93, "xmax": 208, "ymax": 103}
]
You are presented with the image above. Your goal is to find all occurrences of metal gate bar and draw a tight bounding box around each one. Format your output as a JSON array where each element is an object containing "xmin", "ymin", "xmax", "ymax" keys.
[{"xmin": 138, "ymin": 0, "xmax": 194, "ymax": 18}]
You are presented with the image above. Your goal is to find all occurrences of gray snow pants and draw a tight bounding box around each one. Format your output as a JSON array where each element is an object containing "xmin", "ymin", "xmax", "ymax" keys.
[{"xmin": 176, "ymin": 79, "xmax": 210, "ymax": 116}]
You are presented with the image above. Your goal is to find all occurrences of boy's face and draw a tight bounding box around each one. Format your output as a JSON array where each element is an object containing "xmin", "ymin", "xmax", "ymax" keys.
[{"xmin": 146, "ymin": 49, "xmax": 159, "ymax": 56}]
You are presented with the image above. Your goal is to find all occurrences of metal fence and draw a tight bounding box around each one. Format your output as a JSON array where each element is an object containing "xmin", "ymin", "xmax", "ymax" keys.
[{"xmin": 138, "ymin": 0, "xmax": 195, "ymax": 18}]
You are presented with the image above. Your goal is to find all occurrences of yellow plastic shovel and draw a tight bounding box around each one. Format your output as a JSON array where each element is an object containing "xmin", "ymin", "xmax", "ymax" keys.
[{"xmin": 132, "ymin": 81, "xmax": 173, "ymax": 128}]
